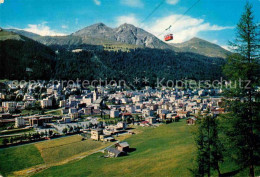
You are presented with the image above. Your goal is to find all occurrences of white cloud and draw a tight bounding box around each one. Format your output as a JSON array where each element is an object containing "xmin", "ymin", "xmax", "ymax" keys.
[
  {"xmin": 121, "ymin": 0, "xmax": 143, "ymax": 7},
  {"xmin": 221, "ymin": 45, "xmax": 231, "ymax": 51},
  {"xmin": 144, "ymin": 14, "xmax": 234, "ymax": 43},
  {"xmin": 61, "ymin": 25, "xmax": 68, "ymax": 29},
  {"xmin": 166, "ymin": 0, "xmax": 179, "ymax": 5},
  {"xmin": 23, "ymin": 23, "xmax": 66, "ymax": 36},
  {"xmin": 211, "ymin": 39, "xmax": 218, "ymax": 44},
  {"xmin": 116, "ymin": 14, "xmax": 140, "ymax": 26},
  {"xmin": 93, "ymin": 0, "xmax": 101, "ymax": 6},
  {"xmin": 0, "ymin": 0, "xmax": 4, "ymax": 4}
]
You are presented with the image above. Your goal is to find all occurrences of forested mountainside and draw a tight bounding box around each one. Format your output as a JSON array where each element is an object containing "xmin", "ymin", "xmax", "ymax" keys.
[
  {"xmin": 0, "ymin": 30, "xmax": 56, "ymax": 80},
  {"xmin": 0, "ymin": 30, "xmax": 225, "ymax": 84}
]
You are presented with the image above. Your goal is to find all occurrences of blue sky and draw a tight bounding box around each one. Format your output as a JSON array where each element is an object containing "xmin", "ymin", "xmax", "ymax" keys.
[{"xmin": 0, "ymin": 0, "xmax": 259, "ymax": 48}]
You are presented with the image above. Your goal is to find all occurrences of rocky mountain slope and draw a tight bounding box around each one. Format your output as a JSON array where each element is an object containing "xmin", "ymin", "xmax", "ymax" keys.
[
  {"xmin": 171, "ymin": 37, "xmax": 231, "ymax": 58},
  {"xmin": 6, "ymin": 23, "xmax": 230, "ymax": 58}
]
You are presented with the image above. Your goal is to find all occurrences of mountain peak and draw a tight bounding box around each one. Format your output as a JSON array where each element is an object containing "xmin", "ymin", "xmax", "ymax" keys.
[
  {"xmin": 91, "ymin": 22, "xmax": 107, "ymax": 27},
  {"xmin": 119, "ymin": 23, "xmax": 136, "ymax": 28},
  {"xmin": 189, "ymin": 37, "xmax": 208, "ymax": 43},
  {"xmin": 72, "ymin": 22, "xmax": 113, "ymax": 37}
]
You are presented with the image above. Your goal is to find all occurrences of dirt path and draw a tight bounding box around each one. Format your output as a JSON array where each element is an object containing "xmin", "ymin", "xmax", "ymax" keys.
[
  {"xmin": 12, "ymin": 125, "xmax": 141, "ymax": 176},
  {"xmin": 13, "ymin": 142, "xmax": 115, "ymax": 176}
]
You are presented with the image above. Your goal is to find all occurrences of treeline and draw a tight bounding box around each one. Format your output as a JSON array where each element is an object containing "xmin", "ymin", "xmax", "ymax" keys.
[
  {"xmin": 0, "ymin": 38, "xmax": 225, "ymax": 84},
  {"xmin": 52, "ymin": 47, "xmax": 225, "ymax": 86}
]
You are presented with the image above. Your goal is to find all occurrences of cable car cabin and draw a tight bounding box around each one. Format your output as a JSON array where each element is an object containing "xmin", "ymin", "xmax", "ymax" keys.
[{"xmin": 164, "ymin": 34, "xmax": 173, "ymax": 41}]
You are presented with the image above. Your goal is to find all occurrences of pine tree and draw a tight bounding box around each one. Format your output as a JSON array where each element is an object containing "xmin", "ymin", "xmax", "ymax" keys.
[
  {"xmin": 222, "ymin": 2, "xmax": 260, "ymax": 177},
  {"xmin": 193, "ymin": 115, "xmax": 224, "ymax": 177}
]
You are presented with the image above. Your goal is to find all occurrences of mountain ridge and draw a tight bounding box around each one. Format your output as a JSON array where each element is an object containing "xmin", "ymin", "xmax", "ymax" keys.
[
  {"xmin": 6, "ymin": 23, "xmax": 229, "ymax": 58},
  {"xmin": 171, "ymin": 37, "xmax": 231, "ymax": 58}
]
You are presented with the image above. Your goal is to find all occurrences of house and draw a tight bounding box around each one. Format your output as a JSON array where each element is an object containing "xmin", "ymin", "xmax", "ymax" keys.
[
  {"xmin": 28, "ymin": 116, "xmax": 53, "ymax": 127},
  {"xmin": 121, "ymin": 112, "xmax": 132, "ymax": 120},
  {"xmin": 62, "ymin": 117, "xmax": 71, "ymax": 123},
  {"xmin": 145, "ymin": 117, "xmax": 157, "ymax": 124},
  {"xmin": 142, "ymin": 109, "xmax": 153, "ymax": 118},
  {"xmin": 100, "ymin": 135, "xmax": 115, "ymax": 142},
  {"xmin": 116, "ymin": 122, "xmax": 128, "ymax": 130},
  {"xmin": 93, "ymin": 98, "xmax": 103, "ymax": 109},
  {"xmin": 83, "ymin": 107, "xmax": 93, "ymax": 115},
  {"xmin": 110, "ymin": 109, "xmax": 120, "ymax": 118},
  {"xmin": 177, "ymin": 111, "xmax": 189, "ymax": 118},
  {"xmin": 59, "ymin": 100, "xmax": 66, "ymax": 107},
  {"xmin": 91, "ymin": 128, "xmax": 103, "ymax": 141},
  {"xmin": 69, "ymin": 107, "xmax": 77, "ymax": 114},
  {"xmin": 41, "ymin": 98, "xmax": 52, "ymax": 108},
  {"xmin": 106, "ymin": 147, "xmax": 126, "ymax": 157},
  {"xmin": 2, "ymin": 101, "xmax": 16, "ymax": 112},
  {"xmin": 15, "ymin": 117, "xmax": 25, "ymax": 128},
  {"xmin": 115, "ymin": 142, "xmax": 130, "ymax": 152},
  {"xmin": 186, "ymin": 117, "xmax": 197, "ymax": 125}
]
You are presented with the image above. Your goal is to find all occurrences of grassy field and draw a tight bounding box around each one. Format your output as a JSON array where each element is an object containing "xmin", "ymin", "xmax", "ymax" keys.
[
  {"xmin": 21, "ymin": 109, "xmax": 42, "ymax": 116},
  {"xmin": 34, "ymin": 135, "xmax": 107, "ymax": 164},
  {"xmin": 0, "ymin": 145, "xmax": 44, "ymax": 176},
  {"xmin": 0, "ymin": 128, "xmax": 33, "ymax": 136},
  {"xmin": 0, "ymin": 135, "xmax": 110, "ymax": 176},
  {"xmin": 32, "ymin": 120, "xmax": 260, "ymax": 177},
  {"xmin": 32, "ymin": 121, "xmax": 198, "ymax": 177},
  {"xmin": 1, "ymin": 120, "xmax": 259, "ymax": 176}
]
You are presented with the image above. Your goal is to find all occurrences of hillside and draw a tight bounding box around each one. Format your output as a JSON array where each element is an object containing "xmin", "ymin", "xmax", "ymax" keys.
[
  {"xmin": 0, "ymin": 29, "xmax": 24, "ymax": 41},
  {"xmin": 0, "ymin": 29, "xmax": 225, "ymax": 82},
  {"xmin": 171, "ymin": 37, "xmax": 231, "ymax": 58},
  {"xmin": 0, "ymin": 30, "xmax": 56, "ymax": 80},
  {"xmin": 6, "ymin": 29, "xmax": 41, "ymax": 39}
]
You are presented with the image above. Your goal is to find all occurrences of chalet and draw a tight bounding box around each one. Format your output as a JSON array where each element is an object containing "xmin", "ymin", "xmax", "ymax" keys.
[
  {"xmin": 115, "ymin": 142, "xmax": 130, "ymax": 152},
  {"xmin": 100, "ymin": 135, "xmax": 115, "ymax": 142},
  {"xmin": 186, "ymin": 117, "xmax": 197, "ymax": 125},
  {"xmin": 106, "ymin": 147, "xmax": 126, "ymax": 158}
]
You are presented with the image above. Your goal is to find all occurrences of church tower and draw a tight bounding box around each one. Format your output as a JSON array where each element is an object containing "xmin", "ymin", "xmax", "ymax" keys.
[{"xmin": 93, "ymin": 88, "xmax": 98, "ymax": 101}]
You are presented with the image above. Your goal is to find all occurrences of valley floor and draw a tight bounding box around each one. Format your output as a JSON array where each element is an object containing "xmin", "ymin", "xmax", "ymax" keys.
[{"xmin": 0, "ymin": 120, "xmax": 259, "ymax": 177}]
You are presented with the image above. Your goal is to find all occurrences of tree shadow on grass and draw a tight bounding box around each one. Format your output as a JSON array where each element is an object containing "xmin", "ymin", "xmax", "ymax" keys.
[{"xmin": 220, "ymin": 168, "xmax": 242, "ymax": 177}]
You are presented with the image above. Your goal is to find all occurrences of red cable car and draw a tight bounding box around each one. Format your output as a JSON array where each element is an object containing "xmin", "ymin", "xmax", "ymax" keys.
[{"xmin": 164, "ymin": 34, "xmax": 173, "ymax": 41}]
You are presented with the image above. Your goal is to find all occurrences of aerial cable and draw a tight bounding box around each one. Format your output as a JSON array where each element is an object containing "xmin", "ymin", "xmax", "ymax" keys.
[
  {"xmin": 139, "ymin": 0, "xmax": 165, "ymax": 28},
  {"xmin": 158, "ymin": 0, "xmax": 201, "ymax": 37}
]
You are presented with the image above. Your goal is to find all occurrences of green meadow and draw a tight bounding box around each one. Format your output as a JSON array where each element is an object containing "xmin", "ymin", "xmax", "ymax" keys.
[
  {"xmin": 33, "ymin": 121, "xmax": 197, "ymax": 177},
  {"xmin": 0, "ymin": 120, "xmax": 259, "ymax": 177},
  {"xmin": 0, "ymin": 145, "xmax": 44, "ymax": 176}
]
